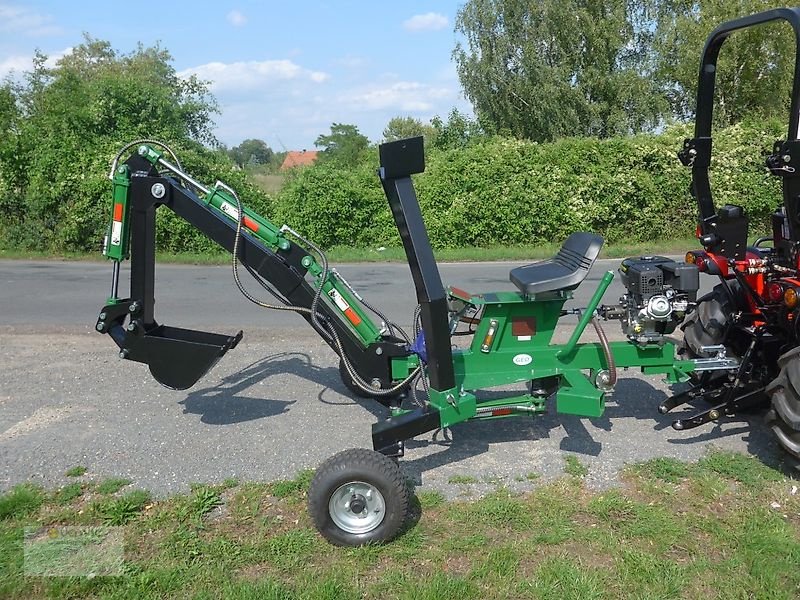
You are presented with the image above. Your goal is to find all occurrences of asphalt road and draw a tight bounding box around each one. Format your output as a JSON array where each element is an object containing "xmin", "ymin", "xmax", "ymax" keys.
[{"xmin": 0, "ymin": 258, "xmax": 781, "ymax": 497}]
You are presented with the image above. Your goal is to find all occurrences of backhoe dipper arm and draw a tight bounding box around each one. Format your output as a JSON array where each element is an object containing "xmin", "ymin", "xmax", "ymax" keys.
[{"xmin": 95, "ymin": 146, "xmax": 409, "ymax": 395}]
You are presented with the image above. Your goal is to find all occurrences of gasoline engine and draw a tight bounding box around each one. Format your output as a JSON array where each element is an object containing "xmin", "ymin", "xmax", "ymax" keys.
[{"xmin": 604, "ymin": 257, "xmax": 700, "ymax": 346}]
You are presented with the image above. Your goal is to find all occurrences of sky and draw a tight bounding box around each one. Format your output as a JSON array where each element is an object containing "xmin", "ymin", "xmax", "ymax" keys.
[{"xmin": 0, "ymin": 1, "xmax": 473, "ymax": 151}]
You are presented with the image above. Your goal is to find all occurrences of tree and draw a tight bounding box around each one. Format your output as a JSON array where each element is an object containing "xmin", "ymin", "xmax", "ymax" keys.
[
  {"xmin": 0, "ymin": 34, "xmax": 221, "ymax": 250},
  {"xmin": 315, "ymin": 123, "xmax": 370, "ymax": 166},
  {"xmin": 228, "ymin": 138, "xmax": 273, "ymax": 168},
  {"xmin": 382, "ymin": 116, "xmax": 436, "ymax": 143},
  {"xmin": 453, "ymin": 0, "xmax": 667, "ymax": 141},
  {"xmin": 648, "ymin": 0, "xmax": 794, "ymax": 126},
  {"xmin": 430, "ymin": 109, "xmax": 485, "ymax": 150}
]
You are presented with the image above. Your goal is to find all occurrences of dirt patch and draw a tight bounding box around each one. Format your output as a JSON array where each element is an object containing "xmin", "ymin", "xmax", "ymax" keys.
[{"xmin": 0, "ymin": 406, "xmax": 80, "ymax": 441}]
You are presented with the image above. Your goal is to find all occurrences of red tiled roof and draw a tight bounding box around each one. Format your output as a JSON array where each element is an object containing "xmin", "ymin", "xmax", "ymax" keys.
[{"xmin": 280, "ymin": 150, "xmax": 319, "ymax": 170}]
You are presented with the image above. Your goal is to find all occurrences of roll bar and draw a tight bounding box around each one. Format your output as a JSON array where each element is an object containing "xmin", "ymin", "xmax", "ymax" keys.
[{"xmin": 680, "ymin": 8, "xmax": 800, "ymax": 233}]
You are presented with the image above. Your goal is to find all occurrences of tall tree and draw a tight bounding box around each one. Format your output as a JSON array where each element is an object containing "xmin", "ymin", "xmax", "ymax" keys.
[
  {"xmin": 0, "ymin": 35, "xmax": 220, "ymax": 250},
  {"xmin": 382, "ymin": 116, "xmax": 436, "ymax": 143},
  {"xmin": 453, "ymin": 0, "xmax": 667, "ymax": 141},
  {"xmin": 315, "ymin": 123, "xmax": 370, "ymax": 166},
  {"xmin": 229, "ymin": 138, "xmax": 273, "ymax": 167},
  {"xmin": 648, "ymin": 0, "xmax": 794, "ymax": 126}
]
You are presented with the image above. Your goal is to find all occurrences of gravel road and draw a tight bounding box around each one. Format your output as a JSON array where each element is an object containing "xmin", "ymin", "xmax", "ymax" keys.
[{"xmin": 0, "ymin": 259, "xmax": 782, "ymax": 498}]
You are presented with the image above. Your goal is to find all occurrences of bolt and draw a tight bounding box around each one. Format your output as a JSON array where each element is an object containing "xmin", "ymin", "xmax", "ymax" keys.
[
  {"xmin": 117, "ymin": 166, "xmax": 126, "ymax": 174},
  {"xmin": 129, "ymin": 302, "xmax": 139, "ymax": 313},
  {"xmin": 96, "ymin": 323, "xmax": 105, "ymax": 332},
  {"xmin": 709, "ymin": 409, "xmax": 720, "ymax": 420},
  {"xmin": 126, "ymin": 322, "xmax": 137, "ymax": 332},
  {"xmin": 348, "ymin": 487, "xmax": 355, "ymax": 494},
  {"xmin": 370, "ymin": 378, "xmax": 382, "ymax": 389},
  {"xmin": 99, "ymin": 312, "xmax": 107, "ymax": 321},
  {"xmin": 119, "ymin": 349, "xmax": 129, "ymax": 359},
  {"xmin": 138, "ymin": 145, "xmax": 148, "ymax": 156},
  {"xmin": 151, "ymin": 183, "xmax": 166, "ymax": 199},
  {"xmin": 784, "ymin": 154, "xmax": 792, "ymax": 163},
  {"xmin": 375, "ymin": 347, "xmax": 383, "ymax": 355}
]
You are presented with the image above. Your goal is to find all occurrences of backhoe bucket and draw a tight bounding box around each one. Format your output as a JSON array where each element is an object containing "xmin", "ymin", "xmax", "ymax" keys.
[{"xmin": 123, "ymin": 325, "xmax": 243, "ymax": 390}]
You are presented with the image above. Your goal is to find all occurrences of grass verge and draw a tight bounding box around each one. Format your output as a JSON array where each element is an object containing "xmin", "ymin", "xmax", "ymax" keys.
[
  {"xmin": 0, "ymin": 237, "xmax": 700, "ymax": 265},
  {"xmin": 1, "ymin": 449, "xmax": 798, "ymax": 599}
]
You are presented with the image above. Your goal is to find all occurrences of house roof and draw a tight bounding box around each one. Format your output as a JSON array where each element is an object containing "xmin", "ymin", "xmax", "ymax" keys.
[{"xmin": 280, "ymin": 150, "xmax": 319, "ymax": 170}]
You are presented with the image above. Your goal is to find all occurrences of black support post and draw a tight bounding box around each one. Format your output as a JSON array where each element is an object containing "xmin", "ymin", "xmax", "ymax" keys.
[{"xmin": 378, "ymin": 137, "xmax": 455, "ymax": 392}]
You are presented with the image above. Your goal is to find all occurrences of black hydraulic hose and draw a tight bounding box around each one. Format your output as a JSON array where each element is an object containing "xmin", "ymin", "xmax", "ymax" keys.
[
  {"xmin": 591, "ymin": 316, "xmax": 617, "ymax": 387},
  {"xmin": 226, "ymin": 182, "xmax": 419, "ymax": 397}
]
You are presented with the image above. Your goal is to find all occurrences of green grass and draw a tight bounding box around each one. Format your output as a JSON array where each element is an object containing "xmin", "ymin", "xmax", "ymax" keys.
[
  {"xmin": 94, "ymin": 477, "xmax": 132, "ymax": 495},
  {"xmin": 0, "ymin": 237, "xmax": 700, "ymax": 264},
  {"xmin": 64, "ymin": 466, "xmax": 87, "ymax": 478},
  {"xmin": 564, "ymin": 455, "xmax": 589, "ymax": 478},
  {"xmin": 448, "ymin": 474, "xmax": 479, "ymax": 485},
  {"xmin": 1, "ymin": 450, "xmax": 798, "ymax": 599}
]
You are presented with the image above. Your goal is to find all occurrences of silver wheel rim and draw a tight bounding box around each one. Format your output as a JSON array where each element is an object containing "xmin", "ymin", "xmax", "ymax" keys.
[{"xmin": 328, "ymin": 480, "xmax": 386, "ymax": 534}]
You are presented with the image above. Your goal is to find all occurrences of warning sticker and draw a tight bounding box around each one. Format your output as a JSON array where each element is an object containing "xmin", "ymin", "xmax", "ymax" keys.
[
  {"xmin": 111, "ymin": 221, "xmax": 122, "ymax": 246},
  {"xmin": 219, "ymin": 201, "xmax": 240, "ymax": 221}
]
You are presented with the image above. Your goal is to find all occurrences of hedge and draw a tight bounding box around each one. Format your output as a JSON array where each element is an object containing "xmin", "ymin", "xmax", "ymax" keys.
[
  {"xmin": 273, "ymin": 120, "xmax": 785, "ymax": 250},
  {"xmin": 0, "ymin": 121, "xmax": 786, "ymax": 254}
]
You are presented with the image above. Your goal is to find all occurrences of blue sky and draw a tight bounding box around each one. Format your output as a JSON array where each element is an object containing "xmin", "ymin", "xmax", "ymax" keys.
[{"xmin": 0, "ymin": 1, "xmax": 472, "ymax": 151}]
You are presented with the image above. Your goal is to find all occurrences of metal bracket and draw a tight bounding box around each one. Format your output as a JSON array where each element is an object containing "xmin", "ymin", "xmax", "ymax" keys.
[{"xmin": 691, "ymin": 345, "xmax": 739, "ymax": 372}]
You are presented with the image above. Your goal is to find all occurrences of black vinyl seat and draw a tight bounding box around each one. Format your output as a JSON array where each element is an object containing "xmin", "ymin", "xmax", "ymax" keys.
[{"xmin": 510, "ymin": 232, "xmax": 604, "ymax": 296}]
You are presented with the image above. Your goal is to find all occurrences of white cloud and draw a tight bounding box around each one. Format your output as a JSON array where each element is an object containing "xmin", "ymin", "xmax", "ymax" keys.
[
  {"xmin": 341, "ymin": 81, "xmax": 452, "ymax": 112},
  {"xmin": 334, "ymin": 55, "xmax": 368, "ymax": 70},
  {"xmin": 0, "ymin": 55, "xmax": 29, "ymax": 78},
  {"xmin": 178, "ymin": 59, "xmax": 329, "ymax": 91},
  {"xmin": 226, "ymin": 10, "xmax": 247, "ymax": 27},
  {"xmin": 403, "ymin": 12, "xmax": 448, "ymax": 33},
  {"xmin": 0, "ymin": 47, "xmax": 71, "ymax": 79},
  {"xmin": 0, "ymin": 4, "xmax": 61, "ymax": 36}
]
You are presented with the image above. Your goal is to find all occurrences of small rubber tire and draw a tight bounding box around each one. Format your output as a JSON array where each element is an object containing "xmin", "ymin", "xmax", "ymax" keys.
[
  {"xmin": 308, "ymin": 448, "xmax": 409, "ymax": 546},
  {"xmin": 766, "ymin": 347, "xmax": 800, "ymax": 460}
]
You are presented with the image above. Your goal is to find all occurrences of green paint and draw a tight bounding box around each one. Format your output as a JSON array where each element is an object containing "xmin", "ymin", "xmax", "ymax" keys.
[
  {"xmin": 103, "ymin": 166, "xmax": 131, "ymax": 262},
  {"xmin": 557, "ymin": 270, "xmax": 614, "ymax": 358}
]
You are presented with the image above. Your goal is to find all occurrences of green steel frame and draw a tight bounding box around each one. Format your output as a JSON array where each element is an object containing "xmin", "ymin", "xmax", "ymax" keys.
[{"xmin": 98, "ymin": 141, "xmax": 697, "ymax": 458}]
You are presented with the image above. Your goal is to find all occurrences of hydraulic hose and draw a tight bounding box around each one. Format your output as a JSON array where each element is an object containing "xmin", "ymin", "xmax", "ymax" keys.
[
  {"xmin": 109, "ymin": 139, "xmax": 183, "ymax": 181},
  {"xmin": 591, "ymin": 316, "xmax": 617, "ymax": 387},
  {"xmin": 224, "ymin": 181, "xmax": 420, "ymax": 397}
]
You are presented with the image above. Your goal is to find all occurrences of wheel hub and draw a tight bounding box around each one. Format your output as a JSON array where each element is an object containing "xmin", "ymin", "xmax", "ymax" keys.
[{"xmin": 328, "ymin": 481, "xmax": 386, "ymax": 534}]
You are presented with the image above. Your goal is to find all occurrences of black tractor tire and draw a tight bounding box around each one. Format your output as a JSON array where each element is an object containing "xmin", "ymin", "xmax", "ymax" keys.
[
  {"xmin": 678, "ymin": 282, "xmax": 746, "ymax": 388},
  {"xmin": 766, "ymin": 347, "xmax": 800, "ymax": 460},
  {"xmin": 308, "ymin": 448, "xmax": 409, "ymax": 546},
  {"xmin": 679, "ymin": 282, "xmax": 741, "ymax": 360}
]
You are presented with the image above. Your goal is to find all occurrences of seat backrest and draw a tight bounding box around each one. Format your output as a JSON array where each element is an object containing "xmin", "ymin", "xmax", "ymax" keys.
[{"xmin": 554, "ymin": 232, "xmax": 604, "ymax": 273}]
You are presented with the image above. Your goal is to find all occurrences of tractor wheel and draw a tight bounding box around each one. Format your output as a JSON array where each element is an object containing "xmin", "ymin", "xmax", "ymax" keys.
[
  {"xmin": 766, "ymin": 347, "xmax": 800, "ymax": 460},
  {"xmin": 680, "ymin": 283, "xmax": 740, "ymax": 360},
  {"xmin": 678, "ymin": 282, "xmax": 744, "ymax": 386},
  {"xmin": 308, "ymin": 448, "xmax": 409, "ymax": 546}
]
